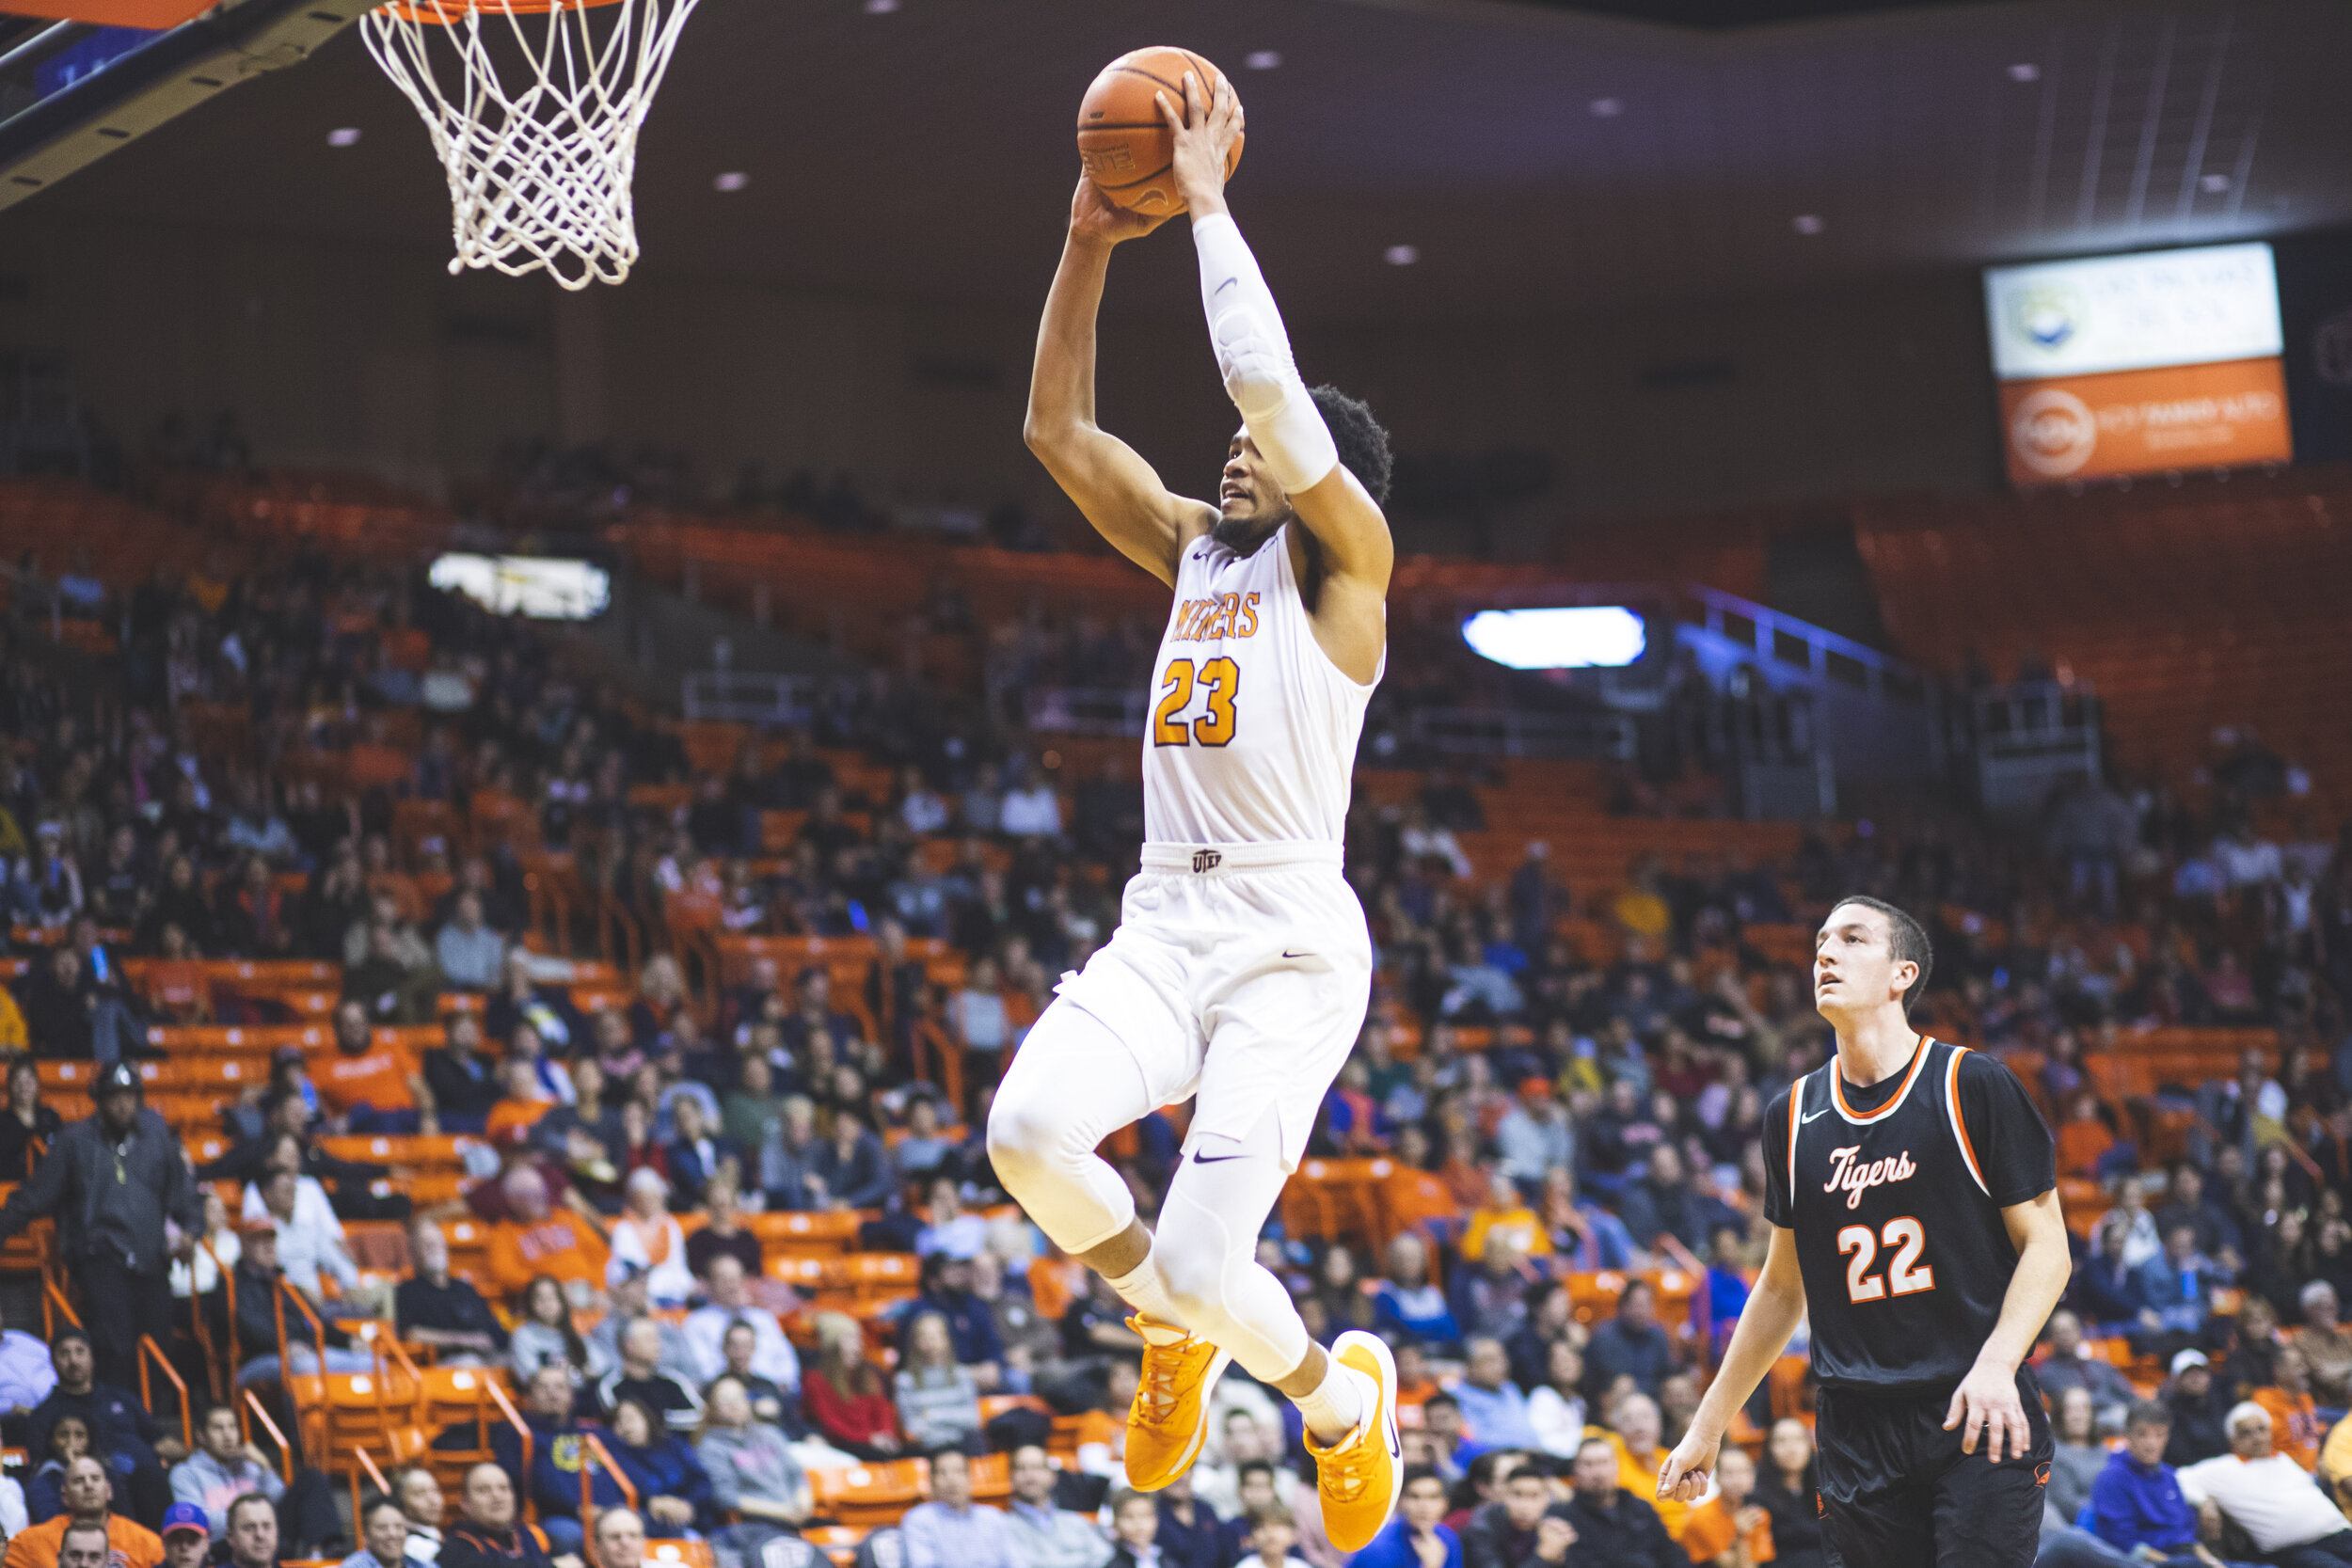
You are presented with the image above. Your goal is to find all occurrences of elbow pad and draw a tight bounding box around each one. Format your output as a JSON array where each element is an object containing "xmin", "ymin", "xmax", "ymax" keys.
[{"xmin": 1194, "ymin": 212, "xmax": 1339, "ymax": 497}]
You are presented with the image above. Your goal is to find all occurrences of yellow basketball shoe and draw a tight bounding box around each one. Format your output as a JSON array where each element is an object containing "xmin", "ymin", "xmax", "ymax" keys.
[
  {"xmin": 1305, "ymin": 1330, "xmax": 1403, "ymax": 1552},
  {"xmin": 1122, "ymin": 1314, "xmax": 1232, "ymax": 1491}
]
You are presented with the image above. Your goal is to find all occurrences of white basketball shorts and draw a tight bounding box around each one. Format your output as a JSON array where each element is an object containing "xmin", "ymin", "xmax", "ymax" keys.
[{"xmin": 1047, "ymin": 839, "xmax": 1374, "ymax": 1170}]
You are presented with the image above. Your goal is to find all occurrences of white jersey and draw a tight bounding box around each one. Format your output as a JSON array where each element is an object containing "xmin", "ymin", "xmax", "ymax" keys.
[{"xmin": 1140, "ymin": 523, "xmax": 1382, "ymax": 846}]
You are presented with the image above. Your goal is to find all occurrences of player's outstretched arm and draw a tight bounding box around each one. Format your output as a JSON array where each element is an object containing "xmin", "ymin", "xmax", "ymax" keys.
[
  {"xmin": 1944, "ymin": 1186, "xmax": 2070, "ymax": 1464},
  {"xmin": 1658, "ymin": 1222, "xmax": 1807, "ymax": 1505},
  {"xmin": 1025, "ymin": 178, "xmax": 1216, "ymax": 589},
  {"xmin": 1162, "ymin": 75, "xmax": 1394, "ymax": 636}
]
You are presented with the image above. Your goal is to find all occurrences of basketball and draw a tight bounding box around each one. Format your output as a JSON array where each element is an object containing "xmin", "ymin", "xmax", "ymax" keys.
[{"xmin": 1075, "ymin": 46, "xmax": 1245, "ymax": 215}]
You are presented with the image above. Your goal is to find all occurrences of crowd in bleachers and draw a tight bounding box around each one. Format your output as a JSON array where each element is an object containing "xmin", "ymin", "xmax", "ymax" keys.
[{"xmin": 0, "ymin": 464, "xmax": 2350, "ymax": 1568}]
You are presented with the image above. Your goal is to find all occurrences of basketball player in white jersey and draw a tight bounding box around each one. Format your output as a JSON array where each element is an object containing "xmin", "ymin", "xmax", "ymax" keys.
[{"xmin": 990, "ymin": 72, "xmax": 1403, "ymax": 1548}]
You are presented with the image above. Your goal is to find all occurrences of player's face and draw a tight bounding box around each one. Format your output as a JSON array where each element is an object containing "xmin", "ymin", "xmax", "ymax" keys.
[
  {"xmin": 1213, "ymin": 430, "xmax": 1290, "ymax": 546},
  {"xmin": 1814, "ymin": 903, "xmax": 1912, "ymax": 1022}
]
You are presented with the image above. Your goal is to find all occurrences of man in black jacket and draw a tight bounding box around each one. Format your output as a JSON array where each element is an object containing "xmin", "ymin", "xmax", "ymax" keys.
[
  {"xmin": 28, "ymin": 1327, "xmax": 181, "ymax": 1526},
  {"xmin": 1560, "ymin": 1435, "xmax": 1677, "ymax": 1567},
  {"xmin": 0, "ymin": 1063, "xmax": 201, "ymax": 1392}
]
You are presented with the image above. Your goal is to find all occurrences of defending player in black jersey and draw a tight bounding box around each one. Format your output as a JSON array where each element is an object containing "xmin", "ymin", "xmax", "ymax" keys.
[{"xmin": 1656, "ymin": 895, "xmax": 2072, "ymax": 1567}]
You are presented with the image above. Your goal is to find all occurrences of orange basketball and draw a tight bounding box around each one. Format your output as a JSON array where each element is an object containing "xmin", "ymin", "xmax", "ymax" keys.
[{"xmin": 1075, "ymin": 47, "xmax": 1245, "ymax": 215}]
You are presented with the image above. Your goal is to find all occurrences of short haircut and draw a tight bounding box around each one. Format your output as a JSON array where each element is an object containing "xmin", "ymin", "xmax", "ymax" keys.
[
  {"xmin": 1247, "ymin": 1498, "xmax": 1295, "ymax": 1529},
  {"xmin": 1422, "ymin": 1391, "xmax": 1460, "ymax": 1414},
  {"xmin": 2302, "ymin": 1279, "xmax": 2336, "ymax": 1313},
  {"xmin": 1236, "ymin": 1459, "xmax": 1276, "ymax": 1485},
  {"xmin": 1108, "ymin": 1486, "xmax": 1153, "ymax": 1515},
  {"xmin": 1829, "ymin": 895, "xmax": 1934, "ymax": 1015},
  {"xmin": 2125, "ymin": 1400, "xmax": 2171, "ymax": 1432},
  {"xmin": 1309, "ymin": 386, "xmax": 1393, "ymax": 505},
  {"xmin": 227, "ymin": 1493, "xmax": 277, "ymax": 1528},
  {"xmin": 1400, "ymin": 1465, "xmax": 1444, "ymax": 1494},
  {"xmin": 60, "ymin": 1523, "xmax": 109, "ymax": 1555},
  {"xmin": 1576, "ymin": 1434, "xmax": 1617, "ymax": 1461},
  {"xmin": 594, "ymin": 1507, "xmax": 644, "ymax": 1538},
  {"xmin": 362, "ymin": 1497, "xmax": 407, "ymax": 1525},
  {"xmin": 929, "ymin": 1447, "xmax": 968, "ymax": 1473}
]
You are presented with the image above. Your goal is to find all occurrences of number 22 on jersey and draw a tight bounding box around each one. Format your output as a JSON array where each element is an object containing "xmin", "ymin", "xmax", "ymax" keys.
[
  {"xmin": 1153, "ymin": 657, "xmax": 1241, "ymax": 748},
  {"xmin": 1838, "ymin": 1216, "xmax": 1934, "ymax": 1302}
]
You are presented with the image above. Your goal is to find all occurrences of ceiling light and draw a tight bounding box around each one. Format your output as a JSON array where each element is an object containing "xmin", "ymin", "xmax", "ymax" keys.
[
  {"xmin": 2008, "ymin": 62, "xmax": 2039, "ymax": 82},
  {"xmin": 714, "ymin": 171, "xmax": 750, "ymax": 193},
  {"xmin": 1384, "ymin": 245, "xmax": 1420, "ymax": 266},
  {"xmin": 2200, "ymin": 173, "xmax": 2231, "ymax": 193},
  {"xmin": 1588, "ymin": 97, "xmax": 1622, "ymax": 118},
  {"xmin": 326, "ymin": 127, "xmax": 361, "ymax": 148},
  {"xmin": 1244, "ymin": 50, "xmax": 1281, "ymax": 71},
  {"xmin": 1463, "ymin": 608, "xmax": 1646, "ymax": 671},
  {"xmin": 862, "ymin": 0, "xmax": 898, "ymax": 12},
  {"xmin": 1791, "ymin": 214, "xmax": 1824, "ymax": 235}
]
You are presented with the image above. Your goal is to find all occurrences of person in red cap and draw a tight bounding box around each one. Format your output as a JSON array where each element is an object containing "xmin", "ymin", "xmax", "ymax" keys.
[{"xmin": 0, "ymin": 1063, "xmax": 199, "ymax": 1395}]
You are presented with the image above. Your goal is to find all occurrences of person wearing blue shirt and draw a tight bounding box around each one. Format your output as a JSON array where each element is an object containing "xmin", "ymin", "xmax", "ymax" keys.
[
  {"xmin": 2083, "ymin": 1402, "xmax": 2201, "ymax": 1566},
  {"xmin": 2131, "ymin": 1226, "xmax": 2216, "ymax": 1343},
  {"xmin": 1704, "ymin": 1223, "xmax": 1753, "ymax": 1357},
  {"xmin": 1370, "ymin": 1232, "xmax": 1461, "ymax": 1353},
  {"xmin": 1448, "ymin": 1338, "xmax": 1540, "ymax": 1454},
  {"xmin": 1346, "ymin": 1467, "xmax": 1461, "ymax": 1568}
]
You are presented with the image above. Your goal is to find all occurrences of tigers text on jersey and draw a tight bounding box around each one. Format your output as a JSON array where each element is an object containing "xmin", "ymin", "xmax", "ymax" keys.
[
  {"xmin": 1141, "ymin": 523, "xmax": 1381, "ymax": 847},
  {"xmin": 1763, "ymin": 1037, "xmax": 2057, "ymax": 1396}
]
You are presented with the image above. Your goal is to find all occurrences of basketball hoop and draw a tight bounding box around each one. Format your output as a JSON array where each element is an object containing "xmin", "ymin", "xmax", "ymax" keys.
[{"xmin": 360, "ymin": 0, "xmax": 704, "ymax": 290}]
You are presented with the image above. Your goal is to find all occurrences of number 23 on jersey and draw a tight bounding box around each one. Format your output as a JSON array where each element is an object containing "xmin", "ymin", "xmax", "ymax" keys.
[{"xmin": 1153, "ymin": 657, "xmax": 1241, "ymax": 748}]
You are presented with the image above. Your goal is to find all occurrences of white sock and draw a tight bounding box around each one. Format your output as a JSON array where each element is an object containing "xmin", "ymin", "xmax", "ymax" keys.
[
  {"xmin": 1104, "ymin": 1257, "xmax": 1184, "ymax": 1330},
  {"xmin": 1295, "ymin": 1357, "xmax": 1369, "ymax": 1446}
]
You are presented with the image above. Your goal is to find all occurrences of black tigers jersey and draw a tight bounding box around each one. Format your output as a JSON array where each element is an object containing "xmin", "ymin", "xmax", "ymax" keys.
[{"xmin": 1762, "ymin": 1037, "xmax": 2056, "ymax": 1396}]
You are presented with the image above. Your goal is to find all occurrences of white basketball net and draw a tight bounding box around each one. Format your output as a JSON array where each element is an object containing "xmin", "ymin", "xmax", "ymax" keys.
[{"xmin": 361, "ymin": 0, "xmax": 703, "ymax": 290}]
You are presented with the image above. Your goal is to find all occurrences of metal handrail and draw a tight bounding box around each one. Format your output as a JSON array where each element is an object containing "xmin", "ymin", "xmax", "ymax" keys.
[
  {"xmin": 244, "ymin": 1389, "xmax": 294, "ymax": 1484},
  {"xmin": 189, "ymin": 1234, "xmax": 230, "ymax": 1404},
  {"xmin": 352, "ymin": 1444, "xmax": 391, "ymax": 1523},
  {"xmin": 576, "ymin": 1430, "xmax": 638, "ymax": 1544},
  {"xmin": 483, "ymin": 1377, "xmax": 537, "ymax": 1524},
  {"xmin": 41, "ymin": 1275, "xmax": 79, "ymax": 1337},
  {"xmin": 136, "ymin": 1335, "xmax": 192, "ymax": 1450}
]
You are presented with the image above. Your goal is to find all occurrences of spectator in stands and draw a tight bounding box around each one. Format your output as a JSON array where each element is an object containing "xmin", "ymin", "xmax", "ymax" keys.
[
  {"xmin": 2043, "ymin": 1388, "xmax": 2107, "ymax": 1538},
  {"xmin": 608, "ymin": 1169, "xmax": 693, "ymax": 1307},
  {"xmin": 2162, "ymin": 1352, "xmax": 2233, "ymax": 1467},
  {"xmin": 685, "ymin": 1179, "xmax": 763, "ymax": 1281},
  {"xmin": 435, "ymin": 892, "xmax": 506, "ymax": 991},
  {"xmin": 709, "ymin": 1323, "xmax": 798, "ymax": 1434},
  {"xmin": 683, "ymin": 1254, "xmax": 799, "ymax": 1389},
  {"xmin": 1523, "ymin": 1340, "xmax": 1585, "ymax": 1460},
  {"xmin": 1753, "ymin": 1418, "xmax": 1820, "ymax": 1568},
  {"xmin": 1462, "ymin": 1170, "xmax": 1545, "ymax": 1264},
  {"xmin": 340, "ymin": 1497, "xmax": 421, "ymax": 1568},
  {"xmin": 1564, "ymin": 1432, "xmax": 1676, "ymax": 1566},
  {"xmin": 1104, "ymin": 1488, "xmax": 1163, "ymax": 1568},
  {"xmin": 27, "ymin": 1326, "xmax": 181, "ymax": 1513},
  {"xmin": 1581, "ymin": 1279, "xmax": 1677, "ymax": 1402},
  {"xmin": 604, "ymin": 1397, "xmax": 712, "ymax": 1534},
  {"xmin": 997, "ymin": 760, "xmax": 1062, "ymax": 840},
  {"xmin": 696, "ymin": 1375, "xmax": 810, "ymax": 1567},
  {"xmin": 28, "ymin": 1415, "xmax": 103, "ymax": 1526},
  {"xmin": 1449, "ymin": 1235, "xmax": 1533, "ymax": 1343},
  {"xmin": 2083, "ymin": 1400, "xmax": 2202, "ymax": 1565},
  {"xmin": 808, "ymin": 1109, "xmax": 891, "ymax": 1211},
  {"xmin": 2132, "ymin": 1224, "xmax": 2218, "ymax": 1356},
  {"xmin": 591, "ymin": 1319, "xmax": 704, "ymax": 1435},
  {"xmin": 0, "ymin": 1295, "xmax": 57, "ymax": 1418},
  {"xmin": 312, "ymin": 1001, "xmax": 435, "ymax": 1134},
  {"xmin": 757, "ymin": 1097, "xmax": 823, "ymax": 1212},
  {"xmin": 509, "ymin": 1275, "xmax": 602, "ymax": 1385},
  {"xmin": 1346, "ymin": 1465, "xmax": 1457, "ymax": 1568},
  {"xmin": 231, "ymin": 1223, "xmax": 375, "ymax": 1386},
  {"xmin": 892, "ymin": 1313, "xmax": 981, "ymax": 1457},
  {"xmin": 1003, "ymin": 1442, "xmax": 1108, "ymax": 1567},
  {"xmin": 419, "ymin": 1018, "xmax": 497, "ymax": 1138},
  {"xmin": 1370, "ymin": 1232, "xmax": 1459, "ymax": 1352},
  {"xmin": 1493, "ymin": 1080, "xmax": 1571, "ymax": 1193},
  {"xmin": 251, "ymin": 1166, "xmax": 366, "ymax": 1312},
  {"xmin": 485, "ymin": 1166, "xmax": 608, "ymax": 1305},
  {"xmin": 394, "ymin": 1220, "xmax": 504, "ymax": 1366},
  {"xmin": 907, "ymin": 1253, "xmax": 1006, "ymax": 1387},
  {"xmin": 391, "ymin": 1469, "xmax": 443, "ymax": 1562},
  {"xmin": 7, "ymin": 1458, "xmax": 162, "ymax": 1568},
  {"xmin": 1449, "ymin": 1338, "xmax": 1538, "ymax": 1455},
  {"xmin": 2034, "ymin": 1310, "xmax": 2136, "ymax": 1434},
  {"xmin": 157, "ymin": 1504, "xmax": 208, "ymax": 1568},
  {"xmin": 660, "ymin": 1096, "xmax": 739, "ymax": 1212},
  {"xmin": 440, "ymin": 1465, "xmax": 571, "ymax": 1568},
  {"xmin": 584, "ymin": 1265, "xmax": 697, "ymax": 1382},
  {"xmin": 586, "ymin": 1512, "xmax": 642, "ymax": 1568},
  {"xmin": 801, "ymin": 1313, "xmax": 901, "ymax": 1460},
  {"xmin": 2296, "ymin": 1282, "xmax": 2352, "ymax": 1405},
  {"xmin": 167, "ymin": 1406, "xmax": 281, "ymax": 1539},
  {"xmin": 2178, "ymin": 1402, "xmax": 2352, "ymax": 1565},
  {"xmin": 0, "ymin": 1055, "xmax": 63, "ymax": 1179},
  {"xmin": 898, "ymin": 1447, "xmax": 1017, "ymax": 1568}
]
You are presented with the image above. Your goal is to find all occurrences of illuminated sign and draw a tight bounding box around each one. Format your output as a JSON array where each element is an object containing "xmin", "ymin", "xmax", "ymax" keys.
[{"xmin": 1462, "ymin": 607, "xmax": 1645, "ymax": 670}]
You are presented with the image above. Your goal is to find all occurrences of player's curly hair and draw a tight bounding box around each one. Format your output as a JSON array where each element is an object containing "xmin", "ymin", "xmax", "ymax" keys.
[{"xmin": 1310, "ymin": 385, "xmax": 1393, "ymax": 506}]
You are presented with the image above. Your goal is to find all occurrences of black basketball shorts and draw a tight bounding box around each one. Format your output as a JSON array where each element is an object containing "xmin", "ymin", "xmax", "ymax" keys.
[{"xmin": 1814, "ymin": 1366, "xmax": 2054, "ymax": 1568}]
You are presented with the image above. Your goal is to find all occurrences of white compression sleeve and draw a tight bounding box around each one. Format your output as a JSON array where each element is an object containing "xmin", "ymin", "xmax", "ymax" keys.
[{"xmin": 1193, "ymin": 212, "xmax": 1339, "ymax": 497}]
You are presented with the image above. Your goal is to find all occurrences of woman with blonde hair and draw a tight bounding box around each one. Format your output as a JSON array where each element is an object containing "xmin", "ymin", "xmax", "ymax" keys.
[
  {"xmin": 891, "ymin": 1311, "xmax": 981, "ymax": 1455},
  {"xmin": 607, "ymin": 1167, "xmax": 693, "ymax": 1307},
  {"xmin": 799, "ymin": 1312, "xmax": 901, "ymax": 1461}
]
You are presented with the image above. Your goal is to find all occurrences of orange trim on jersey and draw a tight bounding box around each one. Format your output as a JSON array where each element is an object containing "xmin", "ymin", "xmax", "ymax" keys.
[
  {"xmin": 1946, "ymin": 1045, "xmax": 1990, "ymax": 1196},
  {"xmin": 1787, "ymin": 1077, "xmax": 1804, "ymax": 1197},
  {"xmin": 1831, "ymin": 1037, "xmax": 1933, "ymax": 1123}
]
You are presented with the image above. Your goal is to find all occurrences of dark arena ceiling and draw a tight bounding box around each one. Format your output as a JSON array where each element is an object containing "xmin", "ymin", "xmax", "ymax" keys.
[{"xmin": 21, "ymin": 0, "xmax": 2352, "ymax": 320}]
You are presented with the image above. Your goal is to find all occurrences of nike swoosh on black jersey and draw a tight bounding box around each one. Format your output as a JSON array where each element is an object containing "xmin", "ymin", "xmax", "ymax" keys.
[{"xmin": 1801, "ymin": 1106, "xmax": 1833, "ymax": 1123}]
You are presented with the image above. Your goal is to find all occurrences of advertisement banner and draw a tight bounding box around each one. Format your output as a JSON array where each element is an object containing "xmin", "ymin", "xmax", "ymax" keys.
[
  {"xmin": 1985, "ymin": 243, "xmax": 2282, "ymax": 381},
  {"xmin": 1998, "ymin": 357, "xmax": 2292, "ymax": 485}
]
